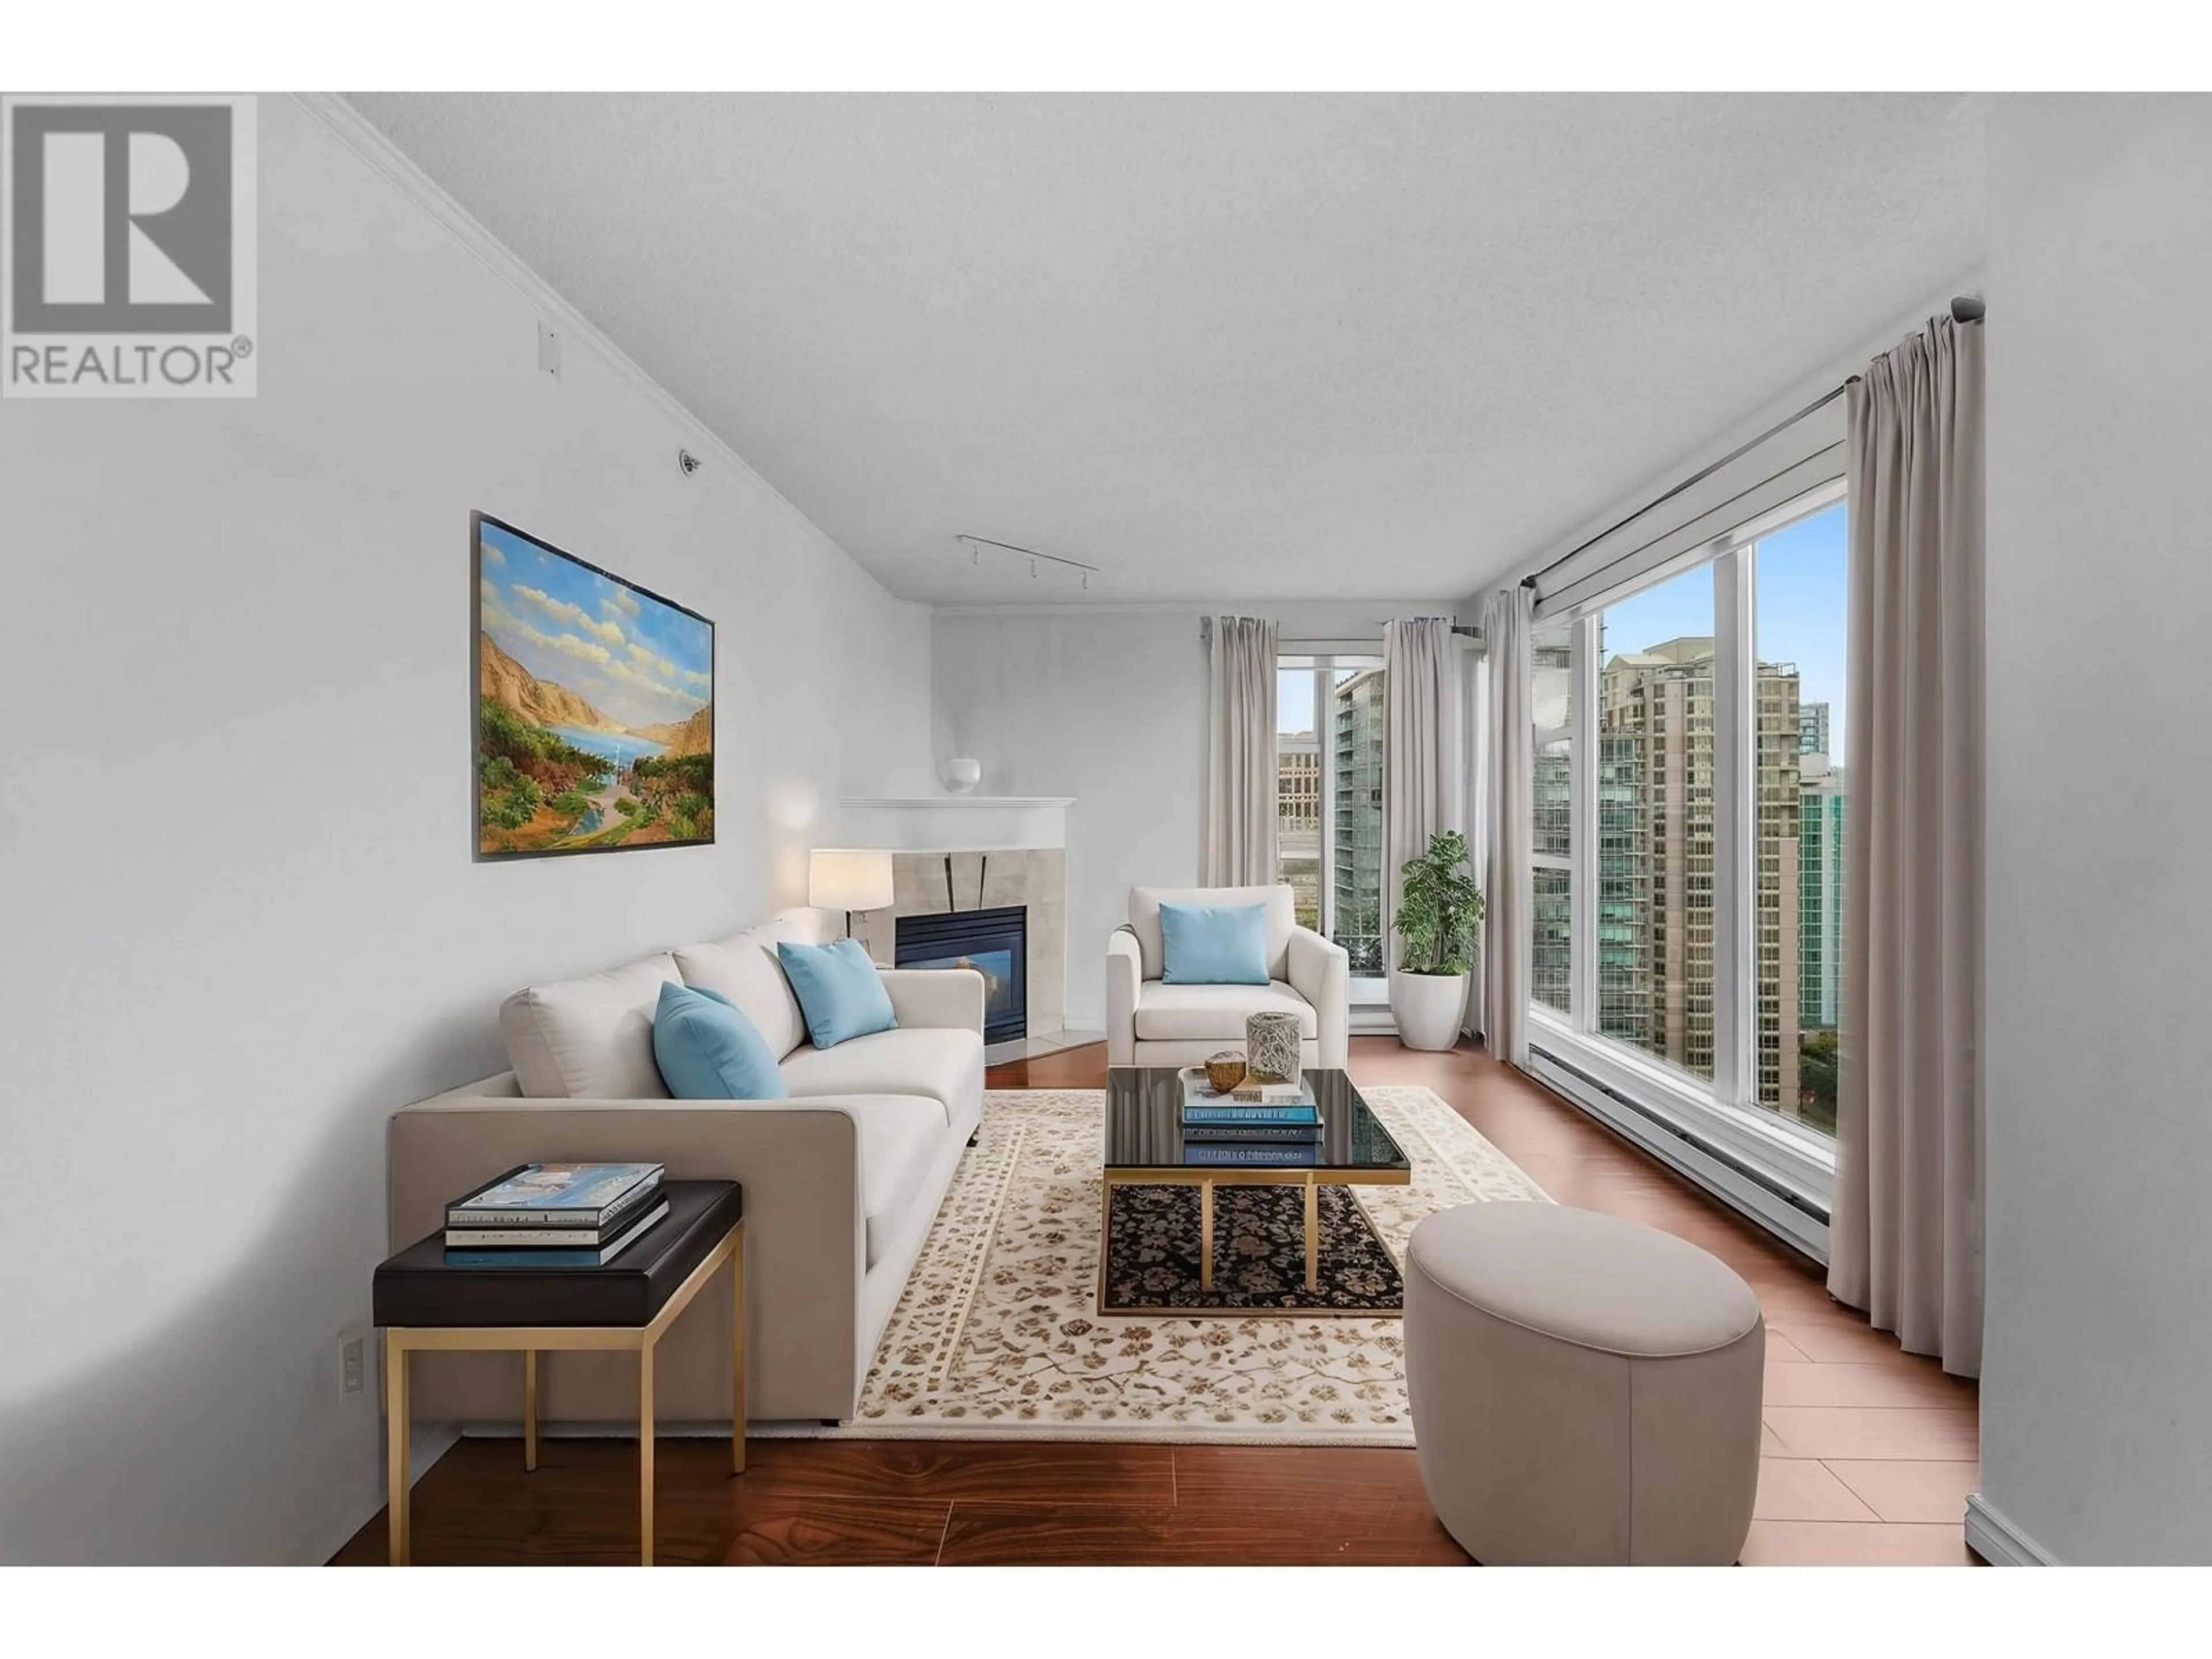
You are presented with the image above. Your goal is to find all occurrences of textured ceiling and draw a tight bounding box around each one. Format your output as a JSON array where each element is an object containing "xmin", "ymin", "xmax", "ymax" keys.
[{"xmin": 346, "ymin": 92, "xmax": 1983, "ymax": 605}]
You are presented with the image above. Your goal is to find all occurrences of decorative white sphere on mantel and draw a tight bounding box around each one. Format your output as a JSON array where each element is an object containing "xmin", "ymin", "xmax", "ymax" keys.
[{"xmin": 939, "ymin": 757, "xmax": 983, "ymax": 795}]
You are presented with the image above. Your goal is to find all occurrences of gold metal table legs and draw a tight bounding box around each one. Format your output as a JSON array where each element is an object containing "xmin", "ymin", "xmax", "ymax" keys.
[
  {"xmin": 1192, "ymin": 1176, "xmax": 1318, "ymax": 1290},
  {"xmin": 1304, "ymin": 1178, "xmax": 1320, "ymax": 1290},
  {"xmin": 1199, "ymin": 1180, "xmax": 1215, "ymax": 1289},
  {"xmin": 1105, "ymin": 1173, "xmax": 1328, "ymax": 1298},
  {"xmin": 636, "ymin": 1343, "xmax": 654, "ymax": 1562},
  {"xmin": 729, "ymin": 1221, "xmax": 747, "ymax": 1476},
  {"xmin": 385, "ymin": 1331, "xmax": 410, "ymax": 1567},
  {"xmin": 381, "ymin": 1219, "xmax": 744, "ymax": 1567},
  {"xmin": 522, "ymin": 1349, "xmax": 537, "ymax": 1472}
]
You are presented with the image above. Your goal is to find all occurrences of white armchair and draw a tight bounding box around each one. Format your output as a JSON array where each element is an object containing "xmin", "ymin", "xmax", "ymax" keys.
[{"xmin": 1105, "ymin": 884, "xmax": 1350, "ymax": 1070}]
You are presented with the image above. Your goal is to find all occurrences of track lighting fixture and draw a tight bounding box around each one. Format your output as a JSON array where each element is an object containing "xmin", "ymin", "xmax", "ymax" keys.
[{"xmin": 953, "ymin": 534, "xmax": 1100, "ymax": 592}]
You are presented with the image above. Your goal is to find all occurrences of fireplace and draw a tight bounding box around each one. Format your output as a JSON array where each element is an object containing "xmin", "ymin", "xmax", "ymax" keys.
[
  {"xmin": 896, "ymin": 906, "xmax": 1028, "ymax": 1044},
  {"xmin": 853, "ymin": 850, "xmax": 1063, "ymax": 1044}
]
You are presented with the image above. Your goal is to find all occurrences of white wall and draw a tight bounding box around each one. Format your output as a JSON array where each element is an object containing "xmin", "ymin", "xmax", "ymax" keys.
[
  {"xmin": 0, "ymin": 96, "xmax": 932, "ymax": 1563},
  {"xmin": 931, "ymin": 601, "xmax": 1455, "ymax": 1027},
  {"xmin": 1980, "ymin": 94, "xmax": 2212, "ymax": 1564}
]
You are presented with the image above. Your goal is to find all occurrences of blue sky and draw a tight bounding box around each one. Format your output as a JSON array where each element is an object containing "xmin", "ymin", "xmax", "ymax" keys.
[
  {"xmin": 478, "ymin": 520, "xmax": 713, "ymax": 730},
  {"xmin": 1277, "ymin": 664, "xmax": 1374, "ymax": 734},
  {"xmin": 1598, "ymin": 500, "xmax": 1849, "ymax": 755}
]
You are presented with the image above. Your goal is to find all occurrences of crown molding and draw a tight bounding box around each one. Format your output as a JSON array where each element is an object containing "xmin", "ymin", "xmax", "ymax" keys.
[{"xmin": 287, "ymin": 92, "xmax": 859, "ymax": 571}]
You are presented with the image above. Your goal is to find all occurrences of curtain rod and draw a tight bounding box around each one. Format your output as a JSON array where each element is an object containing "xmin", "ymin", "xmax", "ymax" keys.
[
  {"xmin": 1200, "ymin": 618, "xmax": 1480, "ymax": 641},
  {"xmin": 1520, "ymin": 297, "xmax": 1986, "ymax": 596}
]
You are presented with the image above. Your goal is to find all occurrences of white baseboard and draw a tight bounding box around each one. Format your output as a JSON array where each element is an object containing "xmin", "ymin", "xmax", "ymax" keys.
[
  {"xmin": 410, "ymin": 1421, "xmax": 461, "ymax": 1486},
  {"xmin": 1964, "ymin": 1494, "xmax": 2057, "ymax": 1565},
  {"xmin": 300, "ymin": 1420, "xmax": 460, "ymax": 1565},
  {"xmin": 1527, "ymin": 1052, "xmax": 1830, "ymax": 1262}
]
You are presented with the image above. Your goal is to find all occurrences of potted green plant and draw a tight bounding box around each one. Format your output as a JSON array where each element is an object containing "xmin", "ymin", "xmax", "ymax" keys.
[{"xmin": 1389, "ymin": 830, "xmax": 1485, "ymax": 1051}]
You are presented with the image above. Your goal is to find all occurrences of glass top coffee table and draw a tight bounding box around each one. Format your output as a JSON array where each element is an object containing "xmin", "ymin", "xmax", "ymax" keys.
[{"xmin": 1103, "ymin": 1066, "xmax": 1411, "ymax": 1299}]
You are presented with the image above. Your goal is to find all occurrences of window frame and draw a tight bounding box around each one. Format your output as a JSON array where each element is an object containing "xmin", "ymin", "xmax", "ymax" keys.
[
  {"xmin": 1528, "ymin": 476, "xmax": 1846, "ymax": 1211},
  {"xmin": 1529, "ymin": 619, "xmax": 1576, "ymax": 1019},
  {"xmin": 1279, "ymin": 651, "xmax": 1389, "ymax": 1007}
]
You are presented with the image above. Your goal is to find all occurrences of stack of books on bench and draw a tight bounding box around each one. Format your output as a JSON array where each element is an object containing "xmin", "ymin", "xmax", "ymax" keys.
[
  {"xmin": 443, "ymin": 1162, "xmax": 669, "ymax": 1266},
  {"xmin": 1176, "ymin": 1067, "xmax": 1324, "ymax": 1146}
]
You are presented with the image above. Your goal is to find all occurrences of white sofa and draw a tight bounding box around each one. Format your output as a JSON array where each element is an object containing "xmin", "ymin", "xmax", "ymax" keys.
[
  {"xmin": 387, "ymin": 908, "xmax": 983, "ymax": 1427},
  {"xmin": 1105, "ymin": 884, "xmax": 1350, "ymax": 1070}
]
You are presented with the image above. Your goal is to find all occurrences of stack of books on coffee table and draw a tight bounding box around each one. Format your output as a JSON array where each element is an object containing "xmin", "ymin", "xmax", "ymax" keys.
[
  {"xmin": 442, "ymin": 1162, "xmax": 669, "ymax": 1266},
  {"xmin": 1176, "ymin": 1068, "xmax": 1323, "ymax": 1145}
]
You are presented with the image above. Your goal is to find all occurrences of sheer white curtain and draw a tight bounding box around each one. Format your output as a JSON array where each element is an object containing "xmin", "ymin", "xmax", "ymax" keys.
[
  {"xmin": 1828, "ymin": 316, "xmax": 1986, "ymax": 1377},
  {"xmin": 1383, "ymin": 618, "xmax": 1464, "ymax": 968},
  {"xmin": 1479, "ymin": 586, "xmax": 1534, "ymax": 1066},
  {"xmin": 1203, "ymin": 615, "xmax": 1279, "ymax": 886}
]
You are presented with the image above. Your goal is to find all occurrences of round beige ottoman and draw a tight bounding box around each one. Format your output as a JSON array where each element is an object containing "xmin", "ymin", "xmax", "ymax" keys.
[{"xmin": 1406, "ymin": 1202, "xmax": 1764, "ymax": 1565}]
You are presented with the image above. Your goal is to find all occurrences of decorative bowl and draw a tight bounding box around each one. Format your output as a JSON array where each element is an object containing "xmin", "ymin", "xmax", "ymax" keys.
[
  {"xmin": 939, "ymin": 757, "xmax": 983, "ymax": 794},
  {"xmin": 1204, "ymin": 1051, "xmax": 1248, "ymax": 1093}
]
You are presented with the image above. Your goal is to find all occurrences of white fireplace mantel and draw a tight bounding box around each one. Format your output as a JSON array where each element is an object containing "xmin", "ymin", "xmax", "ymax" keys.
[{"xmin": 839, "ymin": 796, "xmax": 1074, "ymax": 851}]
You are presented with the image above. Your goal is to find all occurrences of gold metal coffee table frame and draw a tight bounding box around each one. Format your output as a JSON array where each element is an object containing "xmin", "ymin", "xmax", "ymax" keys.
[
  {"xmin": 1098, "ymin": 1164, "xmax": 1410, "ymax": 1312},
  {"xmin": 381, "ymin": 1217, "xmax": 745, "ymax": 1567}
]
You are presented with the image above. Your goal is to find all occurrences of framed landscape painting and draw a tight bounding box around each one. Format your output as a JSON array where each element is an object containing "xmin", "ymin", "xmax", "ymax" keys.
[{"xmin": 473, "ymin": 512, "xmax": 714, "ymax": 858}]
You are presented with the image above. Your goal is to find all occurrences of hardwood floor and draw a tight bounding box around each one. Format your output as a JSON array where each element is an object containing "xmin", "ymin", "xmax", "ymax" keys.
[{"xmin": 331, "ymin": 1038, "xmax": 1979, "ymax": 1567}]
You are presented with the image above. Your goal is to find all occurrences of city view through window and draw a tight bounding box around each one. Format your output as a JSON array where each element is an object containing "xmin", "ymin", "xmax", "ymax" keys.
[
  {"xmin": 1278, "ymin": 660, "xmax": 1387, "ymax": 980},
  {"xmin": 1760, "ymin": 504, "xmax": 1849, "ymax": 1131},
  {"xmin": 1532, "ymin": 498, "xmax": 1847, "ymax": 1135}
]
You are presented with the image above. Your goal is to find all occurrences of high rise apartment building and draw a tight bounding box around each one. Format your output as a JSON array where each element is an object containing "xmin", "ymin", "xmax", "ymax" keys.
[
  {"xmin": 1592, "ymin": 637, "xmax": 1802, "ymax": 1115},
  {"xmin": 1278, "ymin": 730, "xmax": 1321, "ymax": 929},
  {"xmin": 1532, "ymin": 632, "xmax": 1575, "ymax": 1016},
  {"xmin": 1799, "ymin": 752, "xmax": 1845, "ymax": 1032},
  {"xmin": 1799, "ymin": 699, "xmax": 1830, "ymax": 757},
  {"xmin": 1331, "ymin": 668, "xmax": 1387, "ymax": 974}
]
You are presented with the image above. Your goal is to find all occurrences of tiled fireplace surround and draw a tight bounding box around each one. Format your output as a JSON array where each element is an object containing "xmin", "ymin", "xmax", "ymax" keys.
[{"xmin": 853, "ymin": 848, "xmax": 1068, "ymax": 1041}]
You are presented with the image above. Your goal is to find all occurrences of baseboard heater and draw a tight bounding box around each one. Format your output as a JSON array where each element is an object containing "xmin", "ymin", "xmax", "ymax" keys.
[{"xmin": 1526, "ymin": 1046, "xmax": 1831, "ymax": 1265}]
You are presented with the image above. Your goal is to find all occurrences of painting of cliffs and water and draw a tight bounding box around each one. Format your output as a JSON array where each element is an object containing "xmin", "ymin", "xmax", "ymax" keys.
[{"xmin": 473, "ymin": 513, "xmax": 714, "ymax": 857}]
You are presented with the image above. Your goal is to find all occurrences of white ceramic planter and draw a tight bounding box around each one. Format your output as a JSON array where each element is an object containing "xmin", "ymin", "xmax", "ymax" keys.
[{"xmin": 1391, "ymin": 969, "xmax": 1469, "ymax": 1052}]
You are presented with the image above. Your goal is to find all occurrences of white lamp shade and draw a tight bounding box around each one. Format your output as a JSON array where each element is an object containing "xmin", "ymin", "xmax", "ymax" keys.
[{"xmin": 809, "ymin": 848, "xmax": 894, "ymax": 913}]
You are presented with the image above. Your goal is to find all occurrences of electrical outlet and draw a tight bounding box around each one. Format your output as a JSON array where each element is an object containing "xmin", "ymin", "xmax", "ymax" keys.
[{"xmin": 340, "ymin": 1333, "xmax": 365, "ymax": 1400}]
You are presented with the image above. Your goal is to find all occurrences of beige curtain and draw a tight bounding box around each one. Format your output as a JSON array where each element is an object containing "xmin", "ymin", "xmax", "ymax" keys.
[
  {"xmin": 1479, "ymin": 586, "xmax": 1534, "ymax": 1066},
  {"xmin": 1203, "ymin": 615, "xmax": 1279, "ymax": 885},
  {"xmin": 1384, "ymin": 618, "xmax": 1464, "ymax": 968},
  {"xmin": 1828, "ymin": 316, "xmax": 1986, "ymax": 1377},
  {"xmin": 1465, "ymin": 641, "xmax": 1493, "ymax": 1034}
]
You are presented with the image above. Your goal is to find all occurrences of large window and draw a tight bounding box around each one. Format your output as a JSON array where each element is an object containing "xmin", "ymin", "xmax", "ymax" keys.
[
  {"xmin": 1278, "ymin": 655, "xmax": 1387, "ymax": 994},
  {"xmin": 1527, "ymin": 483, "xmax": 1846, "ymax": 1150},
  {"xmin": 1756, "ymin": 501, "xmax": 1848, "ymax": 1133}
]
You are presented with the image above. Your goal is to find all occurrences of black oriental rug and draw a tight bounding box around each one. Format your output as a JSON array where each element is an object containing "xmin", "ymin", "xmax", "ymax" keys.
[{"xmin": 1100, "ymin": 1181, "xmax": 1405, "ymax": 1315}]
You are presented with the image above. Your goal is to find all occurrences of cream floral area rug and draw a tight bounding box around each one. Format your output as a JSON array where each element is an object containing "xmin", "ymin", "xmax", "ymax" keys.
[{"xmin": 799, "ymin": 1085, "xmax": 1551, "ymax": 1447}]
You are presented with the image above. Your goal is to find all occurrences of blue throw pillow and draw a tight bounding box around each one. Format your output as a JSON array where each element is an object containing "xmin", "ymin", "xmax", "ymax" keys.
[
  {"xmin": 653, "ymin": 982, "xmax": 788, "ymax": 1100},
  {"xmin": 775, "ymin": 938, "xmax": 899, "ymax": 1050},
  {"xmin": 1158, "ymin": 902, "xmax": 1271, "ymax": 986}
]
